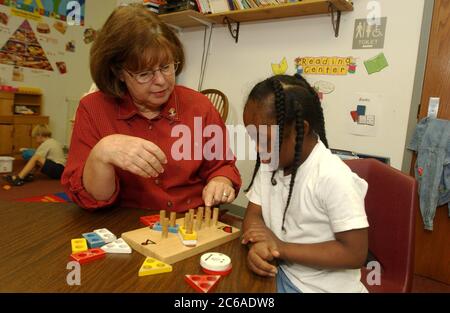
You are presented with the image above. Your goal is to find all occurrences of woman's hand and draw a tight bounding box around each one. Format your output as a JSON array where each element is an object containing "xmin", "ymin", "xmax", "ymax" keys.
[
  {"xmin": 95, "ymin": 134, "xmax": 167, "ymax": 178},
  {"xmin": 247, "ymin": 242, "xmax": 278, "ymax": 277},
  {"xmin": 202, "ymin": 176, "xmax": 235, "ymax": 206}
]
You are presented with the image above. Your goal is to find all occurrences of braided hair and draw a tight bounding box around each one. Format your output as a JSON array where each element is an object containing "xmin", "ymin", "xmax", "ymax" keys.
[{"xmin": 244, "ymin": 74, "xmax": 329, "ymax": 230}]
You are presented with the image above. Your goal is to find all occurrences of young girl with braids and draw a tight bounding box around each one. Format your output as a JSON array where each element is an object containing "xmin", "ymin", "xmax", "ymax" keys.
[{"xmin": 242, "ymin": 74, "xmax": 369, "ymax": 293}]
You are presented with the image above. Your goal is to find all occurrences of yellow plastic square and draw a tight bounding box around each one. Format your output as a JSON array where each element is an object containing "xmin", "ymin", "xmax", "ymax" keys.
[
  {"xmin": 71, "ymin": 238, "xmax": 88, "ymax": 253},
  {"xmin": 138, "ymin": 257, "xmax": 172, "ymax": 276}
]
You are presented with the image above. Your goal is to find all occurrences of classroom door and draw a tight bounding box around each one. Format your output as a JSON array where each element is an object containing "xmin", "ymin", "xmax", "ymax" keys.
[{"xmin": 413, "ymin": 0, "xmax": 450, "ymax": 285}]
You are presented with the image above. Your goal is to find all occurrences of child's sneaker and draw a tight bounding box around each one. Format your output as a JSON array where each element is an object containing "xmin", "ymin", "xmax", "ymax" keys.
[
  {"xmin": 24, "ymin": 174, "xmax": 34, "ymax": 182},
  {"xmin": 4, "ymin": 175, "xmax": 25, "ymax": 186}
]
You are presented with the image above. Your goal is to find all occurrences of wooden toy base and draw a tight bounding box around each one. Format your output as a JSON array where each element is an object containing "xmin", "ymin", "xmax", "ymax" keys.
[{"xmin": 122, "ymin": 218, "xmax": 240, "ymax": 264}]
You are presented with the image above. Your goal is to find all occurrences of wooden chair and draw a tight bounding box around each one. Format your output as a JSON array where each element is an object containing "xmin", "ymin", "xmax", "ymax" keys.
[{"xmin": 200, "ymin": 89, "xmax": 229, "ymax": 122}]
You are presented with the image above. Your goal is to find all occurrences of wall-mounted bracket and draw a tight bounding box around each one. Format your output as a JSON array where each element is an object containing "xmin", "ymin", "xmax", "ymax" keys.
[
  {"xmin": 328, "ymin": 2, "xmax": 342, "ymax": 37},
  {"xmin": 223, "ymin": 16, "xmax": 240, "ymax": 43},
  {"xmin": 165, "ymin": 23, "xmax": 182, "ymax": 33},
  {"xmin": 189, "ymin": 15, "xmax": 213, "ymax": 28}
]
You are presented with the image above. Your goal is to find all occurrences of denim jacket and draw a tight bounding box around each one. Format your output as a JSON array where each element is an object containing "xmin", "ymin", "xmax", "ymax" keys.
[{"xmin": 408, "ymin": 117, "xmax": 450, "ymax": 230}]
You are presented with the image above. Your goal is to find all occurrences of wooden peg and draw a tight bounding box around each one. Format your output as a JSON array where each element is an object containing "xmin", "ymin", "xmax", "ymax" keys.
[
  {"xmin": 205, "ymin": 206, "xmax": 211, "ymax": 227},
  {"xmin": 160, "ymin": 210, "xmax": 166, "ymax": 224},
  {"xmin": 169, "ymin": 212, "xmax": 176, "ymax": 227},
  {"xmin": 212, "ymin": 207, "xmax": 219, "ymax": 226},
  {"xmin": 189, "ymin": 208, "xmax": 195, "ymax": 223},
  {"xmin": 162, "ymin": 218, "xmax": 169, "ymax": 239},
  {"xmin": 196, "ymin": 207, "xmax": 204, "ymax": 230},
  {"xmin": 184, "ymin": 212, "xmax": 190, "ymax": 229},
  {"xmin": 187, "ymin": 215, "xmax": 193, "ymax": 234}
]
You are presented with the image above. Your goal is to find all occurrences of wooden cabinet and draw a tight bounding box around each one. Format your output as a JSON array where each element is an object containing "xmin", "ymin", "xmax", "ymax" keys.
[
  {"xmin": 0, "ymin": 124, "xmax": 13, "ymax": 155},
  {"xmin": 0, "ymin": 91, "xmax": 14, "ymax": 115},
  {"xmin": 0, "ymin": 90, "xmax": 49, "ymax": 156}
]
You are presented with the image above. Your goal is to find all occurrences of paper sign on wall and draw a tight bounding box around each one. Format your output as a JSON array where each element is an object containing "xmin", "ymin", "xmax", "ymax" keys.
[
  {"xmin": 12, "ymin": 65, "xmax": 23, "ymax": 81},
  {"xmin": 313, "ymin": 80, "xmax": 335, "ymax": 94},
  {"xmin": 83, "ymin": 27, "xmax": 96, "ymax": 44},
  {"xmin": 347, "ymin": 93, "xmax": 381, "ymax": 137},
  {"xmin": 271, "ymin": 57, "xmax": 288, "ymax": 75},
  {"xmin": 0, "ymin": 19, "xmax": 53, "ymax": 71},
  {"xmin": 0, "ymin": 11, "xmax": 8, "ymax": 25},
  {"xmin": 0, "ymin": 0, "xmax": 85, "ymax": 25},
  {"xmin": 353, "ymin": 17, "xmax": 387, "ymax": 49},
  {"xmin": 295, "ymin": 57, "xmax": 357, "ymax": 76},
  {"xmin": 364, "ymin": 53, "xmax": 389, "ymax": 74}
]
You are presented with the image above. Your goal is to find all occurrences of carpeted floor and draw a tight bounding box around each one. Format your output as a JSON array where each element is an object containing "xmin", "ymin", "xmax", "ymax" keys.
[{"xmin": 0, "ymin": 159, "xmax": 64, "ymax": 201}]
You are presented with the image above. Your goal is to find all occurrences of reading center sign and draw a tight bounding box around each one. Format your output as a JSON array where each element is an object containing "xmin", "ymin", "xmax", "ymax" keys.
[{"xmin": 295, "ymin": 57, "xmax": 357, "ymax": 76}]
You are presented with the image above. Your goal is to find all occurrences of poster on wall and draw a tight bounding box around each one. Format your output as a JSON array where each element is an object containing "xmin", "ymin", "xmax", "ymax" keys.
[
  {"xmin": 12, "ymin": 65, "xmax": 23, "ymax": 81},
  {"xmin": 0, "ymin": 11, "xmax": 8, "ymax": 25},
  {"xmin": 83, "ymin": 27, "xmax": 96, "ymax": 44},
  {"xmin": 271, "ymin": 57, "xmax": 288, "ymax": 75},
  {"xmin": 352, "ymin": 17, "xmax": 387, "ymax": 50},
  {"xmin": 0, "ymin": 19, "xmax": 53, "ymax": 71},
  {"xmin": 0, "ymin": 0, "xmax": 85, "ymax": 25},
  {"xmin": 347, "ymin": 93, "xmax": 381, "ymax": 137},
  {"xmin": 364, "ymin": 52, "xmax": 389, "ymax": 74},
  {"xmin": 295, "ymin": 56, "xmax": 357, "ymax": 76}
]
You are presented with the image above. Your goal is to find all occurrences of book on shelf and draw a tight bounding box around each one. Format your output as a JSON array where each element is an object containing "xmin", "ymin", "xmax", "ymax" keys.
[
  {"xmin": 144, "ymin": 0, "xmax": 200, "ymax": 14},
  {"xmin": 198, "ymin": 0, "xmax": 211, "ymax": 13},
  {"xmin": 208, "ymin": 0, "xmax": 231, "ymax": 13},
  {"xmin": 232, "ymin": 0, "xmax": 299, "ymax": 10},
  {"xmin": 227, "ymin": 0, "xmax": 236, "ymax": 10}
]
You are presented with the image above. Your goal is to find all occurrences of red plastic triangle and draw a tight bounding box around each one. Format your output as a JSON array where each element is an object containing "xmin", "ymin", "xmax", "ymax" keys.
[
  {"xmin": 140, "ymin": 215, "xmax": 160, "ymax": 227},
  {"xmin": 185, "ymin": 275, "xmax": 221, "ymax": 293}
]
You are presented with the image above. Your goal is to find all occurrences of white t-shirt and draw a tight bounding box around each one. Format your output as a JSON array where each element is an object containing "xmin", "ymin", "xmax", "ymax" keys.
[
  {"xmin": 246, "ymin": 140, "xmax": 369, "ymax": 293},
  {"xmin": 35, "ymin": 138, "xmax": 66, "ymax": 166}
]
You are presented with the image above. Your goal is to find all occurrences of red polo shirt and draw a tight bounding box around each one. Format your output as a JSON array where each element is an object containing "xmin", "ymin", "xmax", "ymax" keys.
[{"xmin": 62, "ymin": 85, "xmax": 241, "ymax": 211}]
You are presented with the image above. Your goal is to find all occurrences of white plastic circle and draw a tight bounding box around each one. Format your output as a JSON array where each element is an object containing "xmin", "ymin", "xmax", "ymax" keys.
[{"xmin": 200, "ymin": 252, "xmax": 231, "ymax": 272}]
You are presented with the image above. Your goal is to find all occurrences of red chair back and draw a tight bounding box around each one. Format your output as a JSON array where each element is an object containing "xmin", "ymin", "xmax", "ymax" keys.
[{"xmin": 344, "ymin": 158, "xmax": 417, "ymax": 292}]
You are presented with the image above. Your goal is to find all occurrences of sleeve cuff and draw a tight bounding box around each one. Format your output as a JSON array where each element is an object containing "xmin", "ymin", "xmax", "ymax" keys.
[
  {"xmin": 331, "ymin": 216, "xmax": 369, "ymax": 233},
  {"xmin": 245, "ymin": 189, "xmax": 262, "ymax": 206},
  {"xmin": 67, "ymin": 174, "xmax": 120, "ymax": 210}
]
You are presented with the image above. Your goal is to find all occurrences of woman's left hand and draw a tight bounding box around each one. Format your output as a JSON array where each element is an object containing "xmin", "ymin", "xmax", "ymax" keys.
[{"xmin": 203, "ymin": 176, "xmax": 235, "ymax": 206}]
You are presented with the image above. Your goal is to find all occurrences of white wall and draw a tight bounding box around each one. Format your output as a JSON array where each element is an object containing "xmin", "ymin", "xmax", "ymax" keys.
[
  {"xmin": 0, "ymin": 0, "xmax": 117, "ymax": 146},
  {"xmin": 176, "ymin": 0, "xmax": 426, "ymax": 207},
  {"xmin": 0, "ymin": 0, "xmax": 427, "ymax": 208}
]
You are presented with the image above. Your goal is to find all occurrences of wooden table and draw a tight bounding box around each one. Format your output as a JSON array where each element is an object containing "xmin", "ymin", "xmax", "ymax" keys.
[{"xmin": 0, "ymin": 201, "xmax": 275, "ymax": 292}]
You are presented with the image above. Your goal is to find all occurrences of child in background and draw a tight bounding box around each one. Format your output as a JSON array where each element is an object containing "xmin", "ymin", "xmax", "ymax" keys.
[
  {"xmin": 4, "ymin": 124, "xmax": 66, "ymax": 186},
  {"xmin": 20, "ymin": 148, "xmax": 36, "ymax": 161},
  {"xmin": 242, "ymin": 74, "xmax": 369, "ymax": 293}
]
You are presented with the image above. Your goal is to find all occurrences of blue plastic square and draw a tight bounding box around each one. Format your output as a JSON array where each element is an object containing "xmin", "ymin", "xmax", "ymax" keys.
[
  {"xmin": 357, "ymin": 105, "xmax": 366, "ymax": 116},
  {"xmin": 82, "ymin": 232, "xmax": 105, "ymax": 248}
]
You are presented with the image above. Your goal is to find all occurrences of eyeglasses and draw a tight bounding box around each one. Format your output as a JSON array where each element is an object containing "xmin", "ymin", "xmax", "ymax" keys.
[{"xmin": 124, "ymin": 62, "xmax": 179, "ymax": 84}]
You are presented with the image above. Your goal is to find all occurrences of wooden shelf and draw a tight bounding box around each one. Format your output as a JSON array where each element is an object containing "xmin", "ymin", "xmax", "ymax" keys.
[
  {"xmin": 14, "ymin": 103, "xmax": 41, "ymax": 107},
  {"xmin": 159, "ymin": 0, "xmax": 353, "ymax": 26},
  {"xmin": 159, "ymin": 10, "xmax": 214, "ymax": 28},
  {"xmin": 209, "ymin": 0, "xmax": 353, "ymax": 24}
]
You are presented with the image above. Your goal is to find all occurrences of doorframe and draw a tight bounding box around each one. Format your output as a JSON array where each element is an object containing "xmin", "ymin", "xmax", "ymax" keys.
[{"xmin": 401, "ymin": 0, "xmax": 435, "ymax": 173}]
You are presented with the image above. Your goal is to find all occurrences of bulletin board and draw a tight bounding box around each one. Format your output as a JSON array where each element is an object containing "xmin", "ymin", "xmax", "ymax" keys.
[{"xmin": 0, "ymin": 0, "xmax": 92, "ymax": 79}]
